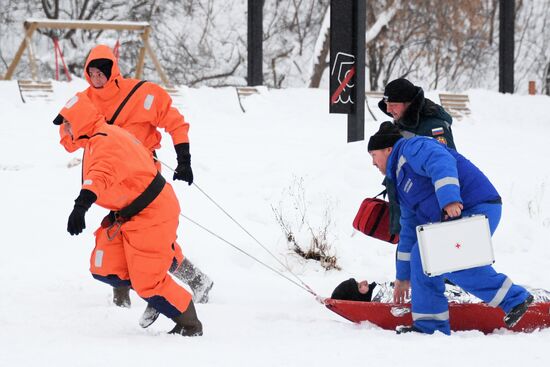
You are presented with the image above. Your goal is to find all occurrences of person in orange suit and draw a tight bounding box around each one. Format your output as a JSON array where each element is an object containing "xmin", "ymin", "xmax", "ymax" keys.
[
  {"xmin": 61, "ymin": 44, "xmax": 213, "ymax": 327},
  {"xmin": 54, "ymin": 92, "xmax": 203, "ymax": 336}
]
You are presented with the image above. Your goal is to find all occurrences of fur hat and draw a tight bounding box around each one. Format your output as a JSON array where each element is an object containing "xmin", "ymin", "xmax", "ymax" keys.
[
  {"xmin": 87, "ymin": 58, "xmax": 113, "ymax": 80},
  {"xmin": 367, "ymin": 121, "xmax": 402, "ymax": 151}
]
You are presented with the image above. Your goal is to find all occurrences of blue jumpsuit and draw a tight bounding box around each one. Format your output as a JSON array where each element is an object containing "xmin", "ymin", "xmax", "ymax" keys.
[{"xmin": 386, "ymin": 137, "xmax": 530, "ymax": 334}]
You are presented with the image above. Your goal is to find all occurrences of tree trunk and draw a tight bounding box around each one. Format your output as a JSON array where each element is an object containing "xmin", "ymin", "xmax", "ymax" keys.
[
  {"xmin": 308, "ymin": 26, "xmax": 330, "ymax": 88},
  {"xmin": 545, "ymin": 62, "xmax": 550, "ymax": 95}
]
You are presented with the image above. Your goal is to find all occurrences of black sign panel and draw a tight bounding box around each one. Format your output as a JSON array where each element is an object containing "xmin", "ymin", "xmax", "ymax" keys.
[
  {"xmin": 330, "ymin": 0, "xmax": 365, "ymax": 142},
  {"xmin": 330, "ymin": 0, "xmax": 356, "ymax": 114}
]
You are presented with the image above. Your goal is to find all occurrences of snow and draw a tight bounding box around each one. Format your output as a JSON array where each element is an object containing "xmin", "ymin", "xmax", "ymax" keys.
[{"xmin": 1, "ymin": 80, "xmax": 550, "ymax": 366}]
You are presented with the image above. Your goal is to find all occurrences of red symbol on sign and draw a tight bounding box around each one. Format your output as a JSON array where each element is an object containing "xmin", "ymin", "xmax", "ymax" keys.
[
  {"xmin": 331, "ymin": 66, "xmax": 355, "ymax": 105},
  {"xmin": 455, "ymin": 243, "xmax": 461, "ymax": 249}
]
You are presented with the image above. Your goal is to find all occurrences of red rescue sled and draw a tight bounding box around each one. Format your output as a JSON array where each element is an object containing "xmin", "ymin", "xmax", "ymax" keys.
[{"xmin": 325, "ymin": 299, "xmax": 550, "ymax": 334}]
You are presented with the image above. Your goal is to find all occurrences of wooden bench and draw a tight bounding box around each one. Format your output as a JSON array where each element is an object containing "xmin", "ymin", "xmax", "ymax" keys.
[
  {"xmin": 164, "ymin": 86, "xmax": 180, "ymax": 96},
  {"xmin": 236, "ymin": 86, "xmax": 260, "ymax": 112},
  {"xmin": 439, "ymin": 93, "xmax": 471, "ymax": 120},
  {"xmin": 365, "ymin": 91, "xmax": 384, "ymax": 121},
  {"xmin": 17, "ymin": 80, "xmax": 53, "ymax": 103}
]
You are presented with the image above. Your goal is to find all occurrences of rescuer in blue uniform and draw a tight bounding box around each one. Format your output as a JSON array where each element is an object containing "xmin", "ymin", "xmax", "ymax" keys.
[{"xmin": 367, "ymin": 121, "xmax": 533, "ymax": 335}]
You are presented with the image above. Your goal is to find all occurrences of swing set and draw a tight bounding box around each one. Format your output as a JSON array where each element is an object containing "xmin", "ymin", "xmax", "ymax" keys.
[{"xmin": 3, "ymin": 18, "xmax": 171, "ymax": 87}]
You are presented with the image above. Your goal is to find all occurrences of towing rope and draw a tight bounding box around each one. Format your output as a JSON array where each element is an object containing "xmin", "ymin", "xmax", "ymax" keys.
[{"xmin": 154, "ymin": 157, "xmax": 321, "ymax": 300}]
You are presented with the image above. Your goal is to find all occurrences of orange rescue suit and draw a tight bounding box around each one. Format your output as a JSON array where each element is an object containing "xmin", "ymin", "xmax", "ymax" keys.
[
  {"xmin": 85, "ymin": 44, "xmax": 189, "ymax": 151},
  {"xmin": 60, "ymin": 44, "xmax": 189, "ymax": 156},
  {"xmin": 59, "ymin": 93, "xmax": 191, "ymax": 317}
]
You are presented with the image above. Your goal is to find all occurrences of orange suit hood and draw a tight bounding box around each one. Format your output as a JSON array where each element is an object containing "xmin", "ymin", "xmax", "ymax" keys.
[
  {"xmin": 84, "ymin": 45, "xmax": 122, "ymax": 101},
  {"xmin": 58, "ymin": 92, "xmax": 106, "ymax": 152}
]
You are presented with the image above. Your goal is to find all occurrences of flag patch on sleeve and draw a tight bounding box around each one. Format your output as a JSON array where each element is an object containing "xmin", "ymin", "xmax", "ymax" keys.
[{"xmin": 431, "ymin": 127, "xmax": 444, "ymax": 136}]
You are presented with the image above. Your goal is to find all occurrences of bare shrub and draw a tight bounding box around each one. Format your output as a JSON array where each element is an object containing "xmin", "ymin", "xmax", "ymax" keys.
[{"xmin": 272, "ymin": 177, "xmax": 340, "ymax": 271}]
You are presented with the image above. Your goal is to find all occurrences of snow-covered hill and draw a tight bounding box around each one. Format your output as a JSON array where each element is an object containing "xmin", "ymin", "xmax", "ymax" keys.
[{"xmin": 1, "ymin": 80, "xmax": 549, "ymax": 366}]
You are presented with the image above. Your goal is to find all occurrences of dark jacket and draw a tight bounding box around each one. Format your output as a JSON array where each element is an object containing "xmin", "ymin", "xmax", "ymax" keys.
[
  {"xmin": 379, "ymin": 87, "xmax": 456, "ymax": 233},
  {"xmin": 331, "ymin": 278, "xmax": 377, "ymax": 302},
  {"xmin": 378, "ymin": 87, "xmax": 456, "ymax": 149}
]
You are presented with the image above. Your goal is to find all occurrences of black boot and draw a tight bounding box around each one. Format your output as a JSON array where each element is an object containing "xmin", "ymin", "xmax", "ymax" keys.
[
  {"xmin": 169, "ymin": 301, "xmax": 203, "ymax": 337},
  {"xmin": 504, "ymin": 294, "xmax": 534, "ymax": 328},
  {"xmin": 396, "ymin": 325, "xmax": 423, "ymax": 334},
  {"xmin": 113, "ymin": 286, "xmax": 131, "ymax": 308}
]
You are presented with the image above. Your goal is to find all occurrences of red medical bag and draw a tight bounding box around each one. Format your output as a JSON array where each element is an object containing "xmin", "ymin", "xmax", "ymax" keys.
[{"xmin": 353, "ymin": 197, "xmax": 399, "ymax": 244}]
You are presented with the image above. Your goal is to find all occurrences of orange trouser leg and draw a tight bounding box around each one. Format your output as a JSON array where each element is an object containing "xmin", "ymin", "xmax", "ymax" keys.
[
  {"xmin": 90, "ymin": 226, "xmax": 131, "ymax": 287},
  {"xmin": 173, "ymin": 241, "xmax": 184, "ymax": 265},
  {"xmin": 156, "ymin": 161, "xmax": 184, "ymax": 265},
  {"xmin": 123, "ymin": 219, "xmax": 192, "ymax": 318}
]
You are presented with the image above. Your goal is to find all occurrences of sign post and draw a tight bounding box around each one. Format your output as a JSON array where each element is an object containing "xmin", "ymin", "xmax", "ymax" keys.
[
  {"xmin": 499, "ymin": 0, "xmax": 515, "ymax": 94},
  {"xmin": 330, "ymin": 0, "xmax": 366, "ymax": 142},
  {"xmin": 248, "ymin": 0, "xmax": 264, "ymax": 86}
]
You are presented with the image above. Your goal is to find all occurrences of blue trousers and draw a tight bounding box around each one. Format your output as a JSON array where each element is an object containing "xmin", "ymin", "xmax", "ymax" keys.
[{"xmin": 410, "ymin": 203, "xmax": 530, "ymax": 334}]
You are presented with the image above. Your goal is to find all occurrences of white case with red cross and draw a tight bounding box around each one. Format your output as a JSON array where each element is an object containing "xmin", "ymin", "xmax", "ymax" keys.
[{"xmin": 416, "ymin": 215, "xmax": 495, "ymax": 277}]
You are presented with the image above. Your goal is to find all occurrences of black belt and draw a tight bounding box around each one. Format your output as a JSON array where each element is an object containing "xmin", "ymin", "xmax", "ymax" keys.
[
  {"xmin": 101, "ymin": 172, "xmax": 165, "ymax": 240},
  {"xmin": 117, "ymin": 171, "xmax": 166, "ymax": 221}
]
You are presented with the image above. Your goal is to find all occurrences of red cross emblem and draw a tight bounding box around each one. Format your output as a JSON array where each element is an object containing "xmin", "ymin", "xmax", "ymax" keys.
[{"xmin": 455, "ymin": 243, "xmax": 461, "ymax": 249}]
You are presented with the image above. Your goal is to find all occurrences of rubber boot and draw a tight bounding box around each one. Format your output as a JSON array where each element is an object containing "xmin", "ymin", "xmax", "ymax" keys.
[
  {"xmin": 139, "ymin": 302, "xmax": 161, "ymax": 328},
  {"xmin": 139, "ymin": 258, "xmax": 213, "ymax": 328},
  {"xmin": 113, "ymin": 286, "xmax": 131, "ymax": 308},
  {"xmin": 504, "ymin": 294, "xmax": 534, "ymax": 328},
  {"xmin": 168, "ymin": 301, "xmax": 203, "ymax": 337},
  {"xmin": 173, "ymin": 258, "xmax": 214, "ymax": 304},
  {"xmin": 396, "ymin": 325, "xmax": 424, "ymax": 334}
]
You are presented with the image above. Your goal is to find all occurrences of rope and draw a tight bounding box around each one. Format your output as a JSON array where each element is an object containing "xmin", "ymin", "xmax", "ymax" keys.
[
  {"xmin": 191, "ymin": 182, "xmax": 320, "ymax": 297},
  {"xmin": 154, "ymin": 157, "xmax": 321, "ymax": 299},
  {"xmin": 180, "ymin": 212, "xmax": 315, "ymax": 296}
]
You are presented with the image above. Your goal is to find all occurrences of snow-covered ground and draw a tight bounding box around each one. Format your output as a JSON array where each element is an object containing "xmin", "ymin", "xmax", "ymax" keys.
[{"xmin": 1, "ymin": 80, "xmax": 549, "ymax": 366}]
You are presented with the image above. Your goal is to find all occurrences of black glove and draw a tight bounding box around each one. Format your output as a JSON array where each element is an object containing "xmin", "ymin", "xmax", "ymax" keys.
[
  {"xmin": 67, "ymin": 189, "xmax": 97, "ymax": 236},
  {"xmin": 173, "ymin": 143, "xmax": 193, "ymax": 185}
]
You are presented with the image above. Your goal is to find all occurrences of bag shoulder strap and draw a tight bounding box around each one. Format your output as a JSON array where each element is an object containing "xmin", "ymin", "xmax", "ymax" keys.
[
  {"xmin": 107, "ymin": 80, "xmax": 147, "ymax": 125},
  {"xmin": 374, "ymin": 189, "xmax": 387, "ymax": 199}
]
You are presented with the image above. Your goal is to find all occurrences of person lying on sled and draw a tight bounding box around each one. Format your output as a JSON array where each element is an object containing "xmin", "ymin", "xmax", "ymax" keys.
[
  {"xmin": 331, "ymin": 278, "xmax": 378, "ymax": 302},
  {"xmin": 331, "ymin": 278, "xmax": 467, "ymax": 303},
  {"xmin": 331, "ymin": 278, "xmax": 550, "ymax": 304}
]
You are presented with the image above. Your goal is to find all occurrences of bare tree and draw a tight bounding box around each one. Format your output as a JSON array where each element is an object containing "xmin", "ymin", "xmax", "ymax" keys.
[
  {"xmin": 1, "ymin": 0, "xmax": 548, "ymax": 91},
  {"xmin": 263, "ymin": 0, "xmax": 329, "ymax": 87},
  {"xmin": 513, "ymin": 0, "xmax": 550, "ymax": 94},
  {"xmin": 545, "ymin": 62, "xmax": 550, "ymax": 95},
  {"xmin": 308, "ymin": 6, "xmax": 329, "ymax": 88}
]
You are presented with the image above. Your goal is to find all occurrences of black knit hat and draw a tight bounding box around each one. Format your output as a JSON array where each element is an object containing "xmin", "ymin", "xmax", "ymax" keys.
[
  {"xmin": 52, "ymin": 113, "xmax": 64, "ymax": 125},
  {"xmin": 368, "ymin": 121, "xmax": 402, "ymax": 151},
  {"xmin": 87, "ymin": 58, "xmax": 113, "ymax": 80},
  {"xmin": 383, "ymin": 78, "xmax": 417, "ymax": 103},
  {"xmin": 331, "ymin": 278, "xmax": 377, "ymax": 302}
]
